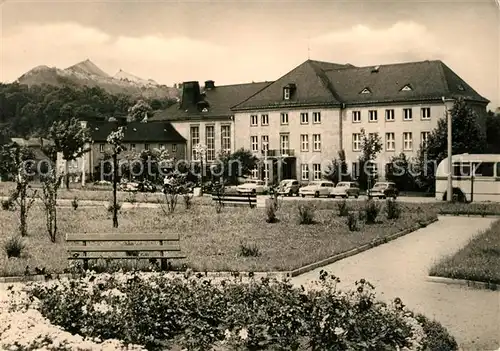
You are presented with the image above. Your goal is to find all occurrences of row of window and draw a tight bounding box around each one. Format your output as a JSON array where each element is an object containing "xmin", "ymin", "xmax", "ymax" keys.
[
  {"xmin": 452, "ymin": 162, "xmax": 500, "ymax": 177},
  {"xmin": 352, "ymin": 131, "xmax": 430, "ymax": 152},
  {"xmin": 250, "ymin": 134, "xmax": 322, "ymax": 152},
  {"xmin": 352, "ymin": 107, "xmax": 431, "ymax": 123},
  {"xmin": 190, "ymin": 125, "xmax": 231, "ymax": 162},
  {"xmin": 250, "ymin": 112, "xmax": 322, "ymax": 126},
  {"xmin": 99, "ymin": 143, "xmax": 176, "ymax": 153}
]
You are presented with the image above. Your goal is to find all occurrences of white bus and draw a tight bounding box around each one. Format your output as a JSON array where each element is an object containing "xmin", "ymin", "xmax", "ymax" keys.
[{"xmin": 435, "ymin": 154, "xmax": 500, "ymax": 202}]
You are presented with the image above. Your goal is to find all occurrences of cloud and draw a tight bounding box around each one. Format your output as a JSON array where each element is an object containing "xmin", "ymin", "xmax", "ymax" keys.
[
  {"xmin": 311, "ymin": 21, "xmax": 445, "ymax": 65},
  {"xmin": 0, "ymin": 22, "xmax": 229, "ymax": 84}
]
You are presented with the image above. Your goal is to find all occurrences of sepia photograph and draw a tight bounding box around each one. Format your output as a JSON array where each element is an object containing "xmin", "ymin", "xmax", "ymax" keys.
[{"xmin": 0, "ymin": 0, "xmax": 499, "ymax": 349}]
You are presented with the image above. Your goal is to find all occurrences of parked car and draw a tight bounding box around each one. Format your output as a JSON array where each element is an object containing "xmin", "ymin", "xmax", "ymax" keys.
[
  {"xmin": 299, "ymin": 180, "xmax": 335, "ymax": 198},
  {"xmin": 368, "ymin": 182, "xmax": 399, "ymax": 199},
  {"xmin": 277, "ymin": 179, "xmax": 300, "ymax": 196},
  {"xmin": 330, "ymin": 181, "xmax": 360, "ymax": 198},
  {"xmin": 236, "ymin": 179, "xmax": 267, "ymax": 194}
]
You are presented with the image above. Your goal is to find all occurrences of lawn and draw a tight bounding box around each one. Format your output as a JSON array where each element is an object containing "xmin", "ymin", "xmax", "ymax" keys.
[
  {"xmin": 430, "ymin": 219, "xmax": 500, "ymax": 285},
  {"xmin": 0, "ymin": 199, "xmax": 437, "ymax": 276}
]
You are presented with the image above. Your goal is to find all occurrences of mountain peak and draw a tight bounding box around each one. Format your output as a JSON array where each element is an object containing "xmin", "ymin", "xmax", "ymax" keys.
[
  {"xmin": 113, "ymin": 69, "xmax": 158, "ymax": 86},
  {"xmin": 65, "ymin": 59, "xmax": 110, "ymax": 78}
]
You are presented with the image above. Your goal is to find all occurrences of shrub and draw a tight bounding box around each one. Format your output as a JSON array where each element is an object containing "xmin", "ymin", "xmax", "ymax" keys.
[
  {"xmin": 338, "ymin": 199, "xmax": 349, "ymax": 217},
  {"xmin": 364, "ymin": 199, "xmax": 380, "ymax": 224},
  {"xmin": 107, "ymin": 202, "xmax": 122, "ymax": 214},
  {"xmin": 298, "ymin": 204, "xmax": 315, "ymax": 224},
  {"xmin": 265, "ymin": 201, "xmax": 279, "ymax": 223},
  {"xmin": 1, "ymin": 199, "xmax": 15, "ymax": 211},
  {"xmin": 71, "ymin": 197, "xmax": 79, "ymax": 210},
  {"xmin": 347, "ymin": 211, "xmax": 361, "ymax": 231},
  {"xmin": 238, "ymin": 242, "xmax": 261, "ymax": 257},
  {"xmin": 415, "ymin": 313, "xmax": 458, "ymax": 350},
  {"xmin": 4, "ymin": 235, "xmax": 25, "ymax": 258},
  {"xmin": 386, "ymin": 199, "xmax": 401, "ymax": 219}
]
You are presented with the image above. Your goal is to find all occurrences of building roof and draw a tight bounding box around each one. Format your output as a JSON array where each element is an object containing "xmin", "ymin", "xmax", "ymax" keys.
[
  {"xmin": 151, "ymin": 81, "xmax": 272, "ymax": 121},
  {"xmin": 232, "ymin": 60, "xmax": 352, "ymax": 111},
  {"xmin": 9, "ymin": 137, "xmax": 53, "ymax": 147},
  {"xmin": 88, "ymin": 121, "xmax": 186, "ymax": 143},
  {"xmin": 232, "ymin": 59, "xmax": 489, "ymax": 110}
]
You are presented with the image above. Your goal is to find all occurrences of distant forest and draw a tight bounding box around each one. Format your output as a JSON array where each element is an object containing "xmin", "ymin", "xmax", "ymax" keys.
[{"xmin": 0, "ymin": 83, "xmax": 177, "ymax": 139}]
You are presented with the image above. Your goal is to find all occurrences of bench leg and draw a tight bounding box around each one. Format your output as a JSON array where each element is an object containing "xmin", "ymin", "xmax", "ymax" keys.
[
  {"xmin": 83, "ymin": 258, "xmax": 89, "ymax": 271},
  {"xmin": 160, "ymin": 258, "xmax": 168, "ymax": 271}
]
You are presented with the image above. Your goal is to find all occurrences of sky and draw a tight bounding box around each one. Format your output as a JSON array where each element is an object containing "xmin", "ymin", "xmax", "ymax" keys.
[{"xmin": 1, "ymin": 0, "xmax": 499, "ymax": 109}]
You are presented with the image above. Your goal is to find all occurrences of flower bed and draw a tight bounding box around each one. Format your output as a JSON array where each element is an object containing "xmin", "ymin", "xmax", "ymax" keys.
[{"xmin": 4, "ymin": 271, "xmax": 457, "ymax": 350}]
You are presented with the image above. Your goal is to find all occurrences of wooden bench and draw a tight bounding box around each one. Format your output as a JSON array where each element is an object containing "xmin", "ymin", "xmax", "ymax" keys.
[
  {"xmin": 66, "ymin": 233, "xmax": 186, "ymax": 270},
  {"xmin": 211, "ymin": 193, "xmax": 257, "ymax": 208}
]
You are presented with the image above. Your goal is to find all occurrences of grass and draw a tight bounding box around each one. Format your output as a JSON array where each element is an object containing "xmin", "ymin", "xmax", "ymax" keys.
[
  {"xmin": 0, "ymin": 200, "xmax": 437, "ymax": 276},
  {"xmin": 430, "ymin": 219, "xmax": 500, "ymax": 285}
]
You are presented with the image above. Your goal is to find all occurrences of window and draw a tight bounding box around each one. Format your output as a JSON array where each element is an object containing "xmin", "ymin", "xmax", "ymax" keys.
[
  {"xmin": 420, "ymin": 131, "xmax": 430, "ymax": 147},
  {"xmin": 99, "ymin": 143, "xmax": 105, "ymax": 153},
  {"xmin": 205, "ymin": 125, "xmax": 215, "ymax": 162},
  {"xmin": 283, "ymin": 88, "xmax": 290, "ymax": 100},
  {"xmin": 453, "ymin": 162, "xmax": 471, "ymax": 176},
  {"xmin": 386, "ymin": 133, "xmax": 395, "ymax": 151},
  {"xmin": 261, "ymin": 114, "xmax": 269, "ymax": 126},
  {"xmin": 368, "ymin": 110, "xmax": 378, "ymax": 122},
  {"xmin": 251, "ymin": 136, "xmax": 259, "ymax": 152},
  {"xmin": 250, "ymin": 114, "xmax": 258, "ymax": 126},
  {"xmin": 251, "ymin": 166, "xmax": 259, "ymax": 179},
  {"xmin": 261, "ymin": 135, "xmax": 269, "ymax": 151},
  {"xmin": 497, "ymin": 163, "xmax": 500, "ymax": 177},
  {"xmin": 300, "ymin": 112, "xmax": 309, "ymax": 124},
  {"xmin": 313, "ymin": 164, "xmax": 321, "ymax": 180},
  {"xmin": 385, "ymin": 109, "xmax": 395, "ymax": 121},
  {"xmin": 360, "ymin": 88, "xmax": 371, "ymax": 94},
  {"xmin": 401, "ymin": 84, "xmax": 412, "ymax": 91},
  {"xmin": 403, "ymin": 108, "xmax": 413, "ymax": 121},
  {"xmin": 352, "ymin": 162, "xmax": 359, "ymax": 179},
  {"xmin": 421, "ymin": 107, "xmax": 431, "ymax": 119},
  {"xmin": 313, "ymin": 112, "xmax": 321, "ymax": 124},
  {"xmin": 221, "ymin": 125, "xmax": 231, "ymax": 153},
  {"xmin": 281, "ymin": 113, "xmax": 289, "ymax": 125},
  {"xmin": 159, "ymin": 143, "xmax": 164, "ymax": 150},
  {"xmin": 280, "ymin": 134, "xmax": 289, "ymax": 153},
  {"xmin": 144, "ymin": 143, "xmax": 150, "ymax": 151},
  {"xmin": 473, "ymin": 162, "xmax": 495, "ymax": 177},
  {"xmin": 352, "ymin": 111, "xmax": 361, "ymax": 123},
  {"xmin": 172, "ymin": 144, "xmax": 177, "ymax": 152},
  {"xmin": 190, "ymin": 126, "xmax": 200, "ymax": 160},
  {"xmin": 264, "ymin": 163, "xmax": 269, "ymax": 181},
  {"xmin": 130, "ymin": 143, "xmax": 136, "ymax": 151},
  {"xmin": 300, "ymin": 134, "xmax": 309, "ymax": 151},
  {"xmin": 403, "ymin": 132, "xmax": 413, "ymax": 151},
  {"xmin": 301, "ymin": 164, "xmax": 309, "ymax": 181},
  {"xmin": 313, "ymin": 134, "xmax": 321, "ymax": 151},
  {"xmin": 352, "ymin": 133, "xmax": 361, "ymax": 151}
]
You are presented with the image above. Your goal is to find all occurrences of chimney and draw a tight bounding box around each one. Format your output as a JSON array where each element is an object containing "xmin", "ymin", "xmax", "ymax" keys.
[
  {"xmin": 180, "ymin": 81, "xmax": 201, "ymax": 110},
  {"xmin": 204, "ymin": 80, "xmax": 215, "ymax": 90}
]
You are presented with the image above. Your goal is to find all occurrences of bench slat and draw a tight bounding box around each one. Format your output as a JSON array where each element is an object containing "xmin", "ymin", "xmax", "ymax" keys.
[
  {"xmin": 212, "ymin": 195, "xmax": 256, "ymax": 199},
  {"xmin": 66, "ymin": 233, "xmax": 180, "ymax": 242},
  {"xmin": 67, "ymin": 245, "xmax": 181, "ymax": 252},
  {"xmin": 68, "ymin": 255, "xmax": 187, "ymax": 260}
]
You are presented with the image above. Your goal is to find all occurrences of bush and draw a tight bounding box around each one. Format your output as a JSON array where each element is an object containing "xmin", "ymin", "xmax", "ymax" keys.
[
  {"xmin": 265, "ymin": 201, "xmax": 279, "ymax": 223},
  {"xmin": 347, "ymin": 211, "xmax": 361, "ymax": 231},
  {"xmin": 107, "ymin": 202, "xmax": 122, "ymax": 213},
  {"xmin": 338, "ymin": 199, "xmax": 349, "ymax": 217},
  {"xmin": 22, "ymin": 271, "xmax": 454, "ymax": 351},
  {"xmin": 4, "ymin": 235, "xmax": 25, "ymax": 258},
  {"xmin": 298, "ymin": 204, "xmax": 315, "ymax": 224},
  {"xmin": 364, "ymin": 199, "xmax": 380, "ymax": 224},
  {"xmin": 238, "ymin": 242, "xmax": 261, "ymax": 257},
  {"xmin": 1, "ymin": 199, "xmax": 15, "ymax": 211},
  {"xmin": 386, "ymin": 199, "xmax": 401, "ymax": 219},
  {"xmin": 415, "ymin": 313, "xmax": 458, "ymax": 350},
  {"xmin": 71, "ymin": 197, "xmax": 79, "ymax": 210}
]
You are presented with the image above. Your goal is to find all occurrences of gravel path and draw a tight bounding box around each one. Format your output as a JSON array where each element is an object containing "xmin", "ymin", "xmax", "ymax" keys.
[{"xmin": 292, "ymin": 216, "xmax": 500, "ymax": 351}]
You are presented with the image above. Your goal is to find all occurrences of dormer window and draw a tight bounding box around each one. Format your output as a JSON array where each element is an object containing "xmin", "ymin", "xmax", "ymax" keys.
[
  {"xmin": 401, "ymin": 84, "xmax": 413, "ymax": 92},
  {"xmin": 360, "ymin": 88, "xmax": 371, "ymax": 94},
  {"xmin": 457, "ymin": 84, "xmax": 465, "ymax": 91},
  {"xmin": 202, "ymin": 108, "xmax": 208, "ymax": 112},
  {"xmin": 283, "ymin": 88, "xmax": 290, "ymax": 100}
]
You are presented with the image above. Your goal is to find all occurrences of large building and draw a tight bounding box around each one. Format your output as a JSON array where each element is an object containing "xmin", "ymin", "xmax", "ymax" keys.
[{"xmin": 231, "ymin": 59, "xmax": 489, "ymax": 183}]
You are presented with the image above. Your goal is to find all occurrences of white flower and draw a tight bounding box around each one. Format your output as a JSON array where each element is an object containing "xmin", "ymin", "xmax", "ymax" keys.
[
  {"xmin": 238, "ymin": 327, "xmax": 248, "ymax": 340},
  {"xmin": 92, "ymin": 302, "xmax": 111, "ymax": 314},
  {"xmin": 334, "ymin": 327, "xmax": 345, "ymax": 336},
  {"xmin": 224, "ymin": 329, "xmax": 232, "ymax": 339}
]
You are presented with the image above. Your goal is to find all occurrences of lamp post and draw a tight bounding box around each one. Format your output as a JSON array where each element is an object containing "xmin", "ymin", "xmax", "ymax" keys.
[
  {"xmin": 263, "ymin": 141, "xmax": 269, "ymax": 188},
  {"xmin": 194, "ymin": 143, "xmax": 207, "ymax": 195},
  {"xmin": 442, "ymin": 97, "xmax": 455, "ymax": 202}
]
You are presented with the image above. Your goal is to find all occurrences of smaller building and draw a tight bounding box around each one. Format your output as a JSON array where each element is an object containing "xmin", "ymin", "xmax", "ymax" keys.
[{"xmin": 56, "ymin": 120, "xmax": 186, "ymax": 183}]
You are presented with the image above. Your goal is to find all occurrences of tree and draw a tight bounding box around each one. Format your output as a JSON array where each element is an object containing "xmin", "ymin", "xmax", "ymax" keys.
[
  {"xmin": 39, "ymin": 168, "xmax": 63, "ymax": 243},
  {"xmin": 324, "ymin": 150, "xmax": 350, "ymax": 184},
  {"xmin": 49, "ymin": 117, "xmax": 91, "ymax": 189},
  {"xmin": 357, "ymin": 129, "xmax": 382, "ymax": 190},
  {"xmin": 107, "ymin": 127, "xmax": 125, "ymax": 228},
  {"xmin": 486, "ymin": 111, "xmax": 500, "ymax": 153},
  {"xmin": 213, "ymin": 148, "xmax": 258, "ymax": 185},
  {"xmin": 385, "ymin": 153, "xmax": 418, "ymax": 192},
  {"xmin": 127, "ymin": 100, "xmax": 152, "ymax": 122},
  {"xmin": 416, "ymin": 97, "xmax": 487, "ymax": 192}
]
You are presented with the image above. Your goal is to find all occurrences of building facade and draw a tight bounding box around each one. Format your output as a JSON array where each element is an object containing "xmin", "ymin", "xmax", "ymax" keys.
[{"xmin": 232, "ymin": 59, "xmax": 490, "ymax": 183}]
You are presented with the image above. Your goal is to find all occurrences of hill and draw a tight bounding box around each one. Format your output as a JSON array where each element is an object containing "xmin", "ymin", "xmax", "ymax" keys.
[{"xmin": 16, "ymin": 59, "xmax": 179, "ymax": 99}]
